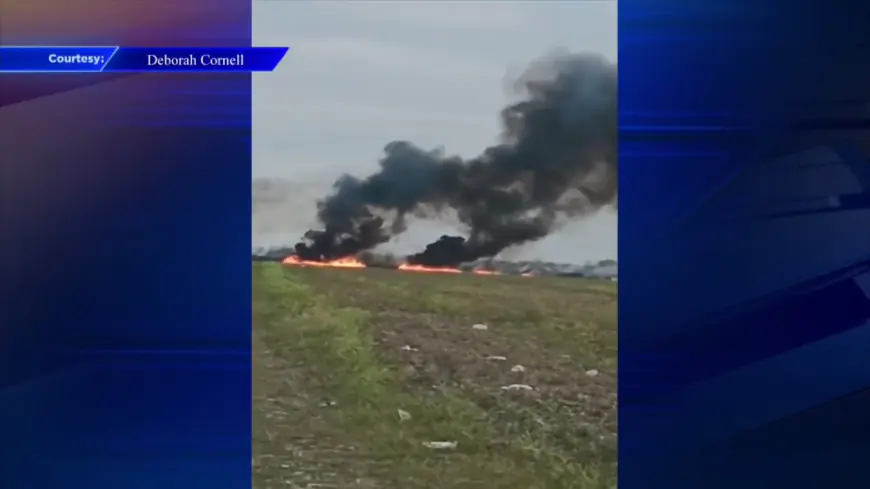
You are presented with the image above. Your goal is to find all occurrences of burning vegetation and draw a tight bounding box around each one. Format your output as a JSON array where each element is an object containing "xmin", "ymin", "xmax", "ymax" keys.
[
  {"xmin": 283, "ymin": 254, "xmax": 500, "ymax": 275},
  {"xmin": 291, "ymin": 52, "xmax": 617, "ymax": 269}
]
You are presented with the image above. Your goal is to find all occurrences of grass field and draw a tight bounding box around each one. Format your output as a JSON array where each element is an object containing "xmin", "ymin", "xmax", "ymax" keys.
[{"xmin": 252, "ymin": 262, "xmax": 617, "ymax": 489}]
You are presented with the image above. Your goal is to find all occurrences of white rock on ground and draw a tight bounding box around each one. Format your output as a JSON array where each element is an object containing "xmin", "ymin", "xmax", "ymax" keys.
[
  {"xmin": 485, "ymin": 355, "xmax": 507, "ymax": 361},
  {"xmin": 585, "ymin": 369, "xmax": 599, "ymax": 377},
  {"xmin": 422, "ymin": 441, "xmax": 458, "ymax": 449},
  {"xmin": 397, "ymin": 409, "xmax": 411, "ymax": 422},
  {"xmin": 510, "ymin": 365, "xmax": 526, "ymax": 373},
  {"xmin": 472, "ymin": 323, "xmax": 488, "ymax": 330},
  {"xmin": 500, "ymin": 384, "xmax": 533, "ymax": 391}
]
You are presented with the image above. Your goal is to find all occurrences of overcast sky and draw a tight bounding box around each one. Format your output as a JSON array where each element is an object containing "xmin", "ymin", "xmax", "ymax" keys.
[{"xmin": 252, "ymin": 0, "xmax": 617, "ymax": 263}]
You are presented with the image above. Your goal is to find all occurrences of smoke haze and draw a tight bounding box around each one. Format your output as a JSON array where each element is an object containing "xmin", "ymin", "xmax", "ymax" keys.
[{"xmin": 291, "ymin": 51, "xmax": 617, "ymax": 266}]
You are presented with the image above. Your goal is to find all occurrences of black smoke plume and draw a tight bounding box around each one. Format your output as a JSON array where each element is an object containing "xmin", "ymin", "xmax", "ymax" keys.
[{"xmin": 294, "ymin": 51, "xmax": 617, "ymax": 266}]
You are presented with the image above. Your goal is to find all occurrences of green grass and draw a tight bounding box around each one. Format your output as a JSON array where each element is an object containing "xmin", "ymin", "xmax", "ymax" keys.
[{"xmin": 253, "ymin": 263, "xmax": 617, "ymax": 489}]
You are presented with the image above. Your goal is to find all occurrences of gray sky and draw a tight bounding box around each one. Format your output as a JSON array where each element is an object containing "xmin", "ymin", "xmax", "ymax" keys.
[{"xmin": 253, "ymin": 0, "xmax": 617, "ymax": 263}]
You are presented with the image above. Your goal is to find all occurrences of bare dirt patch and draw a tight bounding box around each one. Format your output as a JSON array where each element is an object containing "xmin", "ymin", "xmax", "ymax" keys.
[
  {"xmin": 297, "ymin": 267, "xmax": 618, "ymax": 471},
  {"xmin": 373, "ymin": 310, "xmax": 616, "ymax": 461}
]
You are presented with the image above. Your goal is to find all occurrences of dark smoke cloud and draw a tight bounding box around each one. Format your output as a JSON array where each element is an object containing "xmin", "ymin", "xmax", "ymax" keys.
[{"xmin": 295, "ymin": 51, "xmax": 617, "ymax": 266}]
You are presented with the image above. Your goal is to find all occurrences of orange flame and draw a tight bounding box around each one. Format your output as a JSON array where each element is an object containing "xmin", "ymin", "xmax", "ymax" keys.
[
  {"xmin": 397, "ymin": 264, "xmax": 462, "ymax": 274},
  {"xmin": 282, "ymin": 256, "xmax": 366, "ymax": 268},
  {"xmin": 280, "ymin": 255, "xmax": 525, "ymax": 277}
]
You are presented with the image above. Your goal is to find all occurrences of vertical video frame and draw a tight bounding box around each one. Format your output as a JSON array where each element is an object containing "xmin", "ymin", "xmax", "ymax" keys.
[{"xmin": 252, "ymin": 2, "xmax": 618, "ymax": 487}]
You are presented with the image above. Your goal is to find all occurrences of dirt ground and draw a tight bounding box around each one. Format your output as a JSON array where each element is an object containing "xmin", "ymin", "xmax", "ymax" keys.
[{"xmin": 253, "ymin": 263, "xmax": 617, "ymax": 489}]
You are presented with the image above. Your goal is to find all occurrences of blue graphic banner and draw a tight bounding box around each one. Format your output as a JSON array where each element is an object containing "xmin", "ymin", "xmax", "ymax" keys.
[
  {"xmin": 0, "ymin": 0, "xmax": 253, "ymax": 486},
  {"xmin": 620, "ymin": 0, "xmax": 870, "ymax": 487},
  {"xmin": 0, "ymin": 46, "xmax": 288, "ymax": 72}
]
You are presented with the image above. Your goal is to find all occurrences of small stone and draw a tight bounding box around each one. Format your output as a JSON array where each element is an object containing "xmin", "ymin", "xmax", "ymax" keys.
[
  {"xmin": 472, "ymin": 323, "xmax": 488, "ymax": 331},
  {"xmin": 585, "ymin": 369, "xmax": 599, "ymax": 377},
  {"xmin": 422, "ymin": 441, "xmax": 458, "ymax": 449},
  {"xmin": 501, "ymin": 383, "xmax": 533, "ymax": 391},
  {"xmin": 397, "ymin": 408, "xmax": 412, "ymax": 422},
  {"xmin": 510, "ymin": 364, "xmax": 526, "ymax": 373}
]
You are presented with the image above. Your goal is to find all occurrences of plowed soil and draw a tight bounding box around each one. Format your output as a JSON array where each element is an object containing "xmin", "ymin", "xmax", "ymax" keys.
[{"xmin": 253, "ymin": 263, "xmax": 617, "ymax": 489}]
